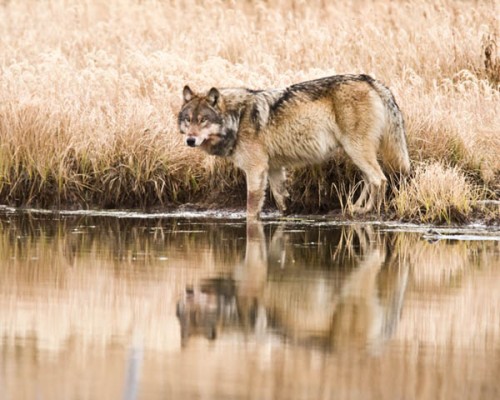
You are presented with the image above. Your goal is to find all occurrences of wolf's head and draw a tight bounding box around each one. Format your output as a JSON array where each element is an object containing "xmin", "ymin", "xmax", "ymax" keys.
[
  {"xmin": 178, "ymin": 86, "xmax": 238, "ymax": 156},
  {"xmin": 176, "ymin": 278, "xmax": 239, "ymax": 346}
]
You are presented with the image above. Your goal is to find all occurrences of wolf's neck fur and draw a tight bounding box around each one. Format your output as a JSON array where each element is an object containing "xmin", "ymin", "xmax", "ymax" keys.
[
  {"xmin": 205, "ymin": 109, "xmax": 241, "ymax": 157},
  {"xmin": 206, "ymin": 127, "xmax": 237, "ymax": 157}
]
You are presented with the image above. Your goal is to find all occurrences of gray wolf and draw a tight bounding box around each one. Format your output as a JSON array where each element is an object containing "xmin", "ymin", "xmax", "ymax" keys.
[{"xmin": 177, "ymin": 74, "xmax": 410, "ymax": 220}]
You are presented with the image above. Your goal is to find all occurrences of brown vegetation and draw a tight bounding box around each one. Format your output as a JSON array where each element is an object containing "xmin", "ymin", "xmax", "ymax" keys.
[{"xmin": 0, "ymin": 0, "xmax": 498, "ymax": 222}]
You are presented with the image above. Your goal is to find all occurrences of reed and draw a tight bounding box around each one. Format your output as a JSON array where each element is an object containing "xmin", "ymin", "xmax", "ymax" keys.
[{"xmin": 0, "ymin": 0, "xmax": 498, "ymax": 222}]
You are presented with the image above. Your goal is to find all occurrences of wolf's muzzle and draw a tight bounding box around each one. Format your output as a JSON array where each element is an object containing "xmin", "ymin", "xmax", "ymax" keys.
[{"xmin": 186, "ymin": 137, "xmax": 196, "ymax": 147}]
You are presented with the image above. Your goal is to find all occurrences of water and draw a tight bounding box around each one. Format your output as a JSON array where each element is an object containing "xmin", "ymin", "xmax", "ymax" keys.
[{"xmin": 0, "ymin": 209, "xmax": 499, "ymax": 400}]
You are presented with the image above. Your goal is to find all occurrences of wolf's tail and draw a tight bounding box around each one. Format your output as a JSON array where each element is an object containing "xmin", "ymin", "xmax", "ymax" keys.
[{"xmin": 371, "ymin": 79, "xmax": 411, "ymax": 174}]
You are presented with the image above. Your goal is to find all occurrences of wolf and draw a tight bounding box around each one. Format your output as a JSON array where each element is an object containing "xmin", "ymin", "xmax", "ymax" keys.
[{"xmin": 177, "ymin": 74, "xmax": 410, "ymax": 220}]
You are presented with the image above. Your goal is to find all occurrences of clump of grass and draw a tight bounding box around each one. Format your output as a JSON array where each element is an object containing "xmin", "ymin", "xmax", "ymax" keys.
[{"xmin": 392, "ymin": 163, "xmax": 480, "ymax": 224}]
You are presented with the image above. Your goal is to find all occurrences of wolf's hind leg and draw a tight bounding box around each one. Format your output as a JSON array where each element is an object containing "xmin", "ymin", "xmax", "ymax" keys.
[
  {"xmin": 341, "ymin": 143, "xmax": 387, "ymax": 214},
  {"xmin": 269, "ymin": 167, "xmax": 289, "ymax": 214},
  {"xmin": 353, "ymin": 180, "xmax": 386, "ymax": 213},
  {"xmin": 353, "ymin": 183, "xmax": 370, "ymax": 211}
]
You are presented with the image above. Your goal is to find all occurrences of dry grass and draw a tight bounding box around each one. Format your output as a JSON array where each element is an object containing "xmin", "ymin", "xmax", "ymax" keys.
[
  {"xmin": 0, "ymin": 0, "xmax": 499, "ymax": 222},
  {"xmin": 392, "ymin": 162, "xmax": 480, "ymax": 223}
]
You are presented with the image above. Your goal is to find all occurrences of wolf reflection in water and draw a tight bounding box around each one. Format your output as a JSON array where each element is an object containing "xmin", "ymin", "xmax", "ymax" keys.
[{"xmin": 176, "ymin": 223, "xmax": 409, "ymax": 351}]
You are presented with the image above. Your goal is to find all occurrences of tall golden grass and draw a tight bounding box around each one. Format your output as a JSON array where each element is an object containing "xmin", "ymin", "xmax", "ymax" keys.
[{"xmin": 0, "ymin": 0, "xmax": 498, "ymax": 222}]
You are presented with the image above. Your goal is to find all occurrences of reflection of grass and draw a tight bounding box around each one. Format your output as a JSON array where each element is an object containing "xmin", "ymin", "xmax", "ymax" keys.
[
  {"xmin": 0, "ymin": 215, "xmax": 498, "ymax": 355},
  {"xmin": 0, "ymin": 215, "xmax": 247, "ymax": 268},
  {"xmin": 0, "ymin": 216, "xmax": 238, "ymax": 353},
  {"xmin": 397, "ymin": 236, "xmax": 500, "ymax": 351},
  {"xmin": 0, "ymin": 1, "xmax": 498, "ymax": 221},
  {"xmin": 1, "ymin": 216, "xmax": 499, "ymax": 400},
  {"xmin": 394, "ymin": 230, "xmax": 499, "ymax": 292}
]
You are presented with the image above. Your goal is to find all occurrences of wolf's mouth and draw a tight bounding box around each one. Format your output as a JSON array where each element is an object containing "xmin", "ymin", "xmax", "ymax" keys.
[{"xmin": 201, "ymin": 136, "xmax": 217, "ymax": 147}]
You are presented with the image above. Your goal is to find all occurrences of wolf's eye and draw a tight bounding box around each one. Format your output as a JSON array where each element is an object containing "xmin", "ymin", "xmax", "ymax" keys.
[
  {"xmin": 184, "ymin": 116, "xmax": 191, "ymax": 123},
  {"xmin": 200, "ymin": 116, "xmax": 207, "ymax": 124}
]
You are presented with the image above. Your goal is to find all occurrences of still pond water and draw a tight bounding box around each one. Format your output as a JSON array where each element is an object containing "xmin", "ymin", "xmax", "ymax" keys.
[{"xmin": 0, "ymin": 208, "xmax": 499, "ymax": 400}]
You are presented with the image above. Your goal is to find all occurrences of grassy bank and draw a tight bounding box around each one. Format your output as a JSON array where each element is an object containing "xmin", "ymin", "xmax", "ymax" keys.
[{"xmin": 0, "ymin": 0, "xmax": 498, "ymax": 223}]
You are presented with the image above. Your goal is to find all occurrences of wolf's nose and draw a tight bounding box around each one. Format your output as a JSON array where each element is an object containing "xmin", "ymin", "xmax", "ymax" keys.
[{"xmin": 186, "ymin": 137, "xmax": 196, "ymax": 147}]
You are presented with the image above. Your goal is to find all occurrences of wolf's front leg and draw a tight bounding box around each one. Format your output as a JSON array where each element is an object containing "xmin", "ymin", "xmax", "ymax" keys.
[{"xmin": 245, "ymin": 167, "xmax": 268, "ymax": 221}]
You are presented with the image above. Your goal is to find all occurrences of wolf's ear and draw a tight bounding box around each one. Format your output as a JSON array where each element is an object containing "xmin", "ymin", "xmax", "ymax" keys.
[
  {"xmin": 207, "ymin": 87, "xmax": 220, "ymax": 107},
  {"xmin": 183, "ymin": 85, "xmax": 194, "ymax": 103}
]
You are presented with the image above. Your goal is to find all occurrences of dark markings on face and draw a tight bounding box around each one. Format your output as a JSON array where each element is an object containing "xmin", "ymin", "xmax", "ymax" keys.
[{"xmin": 178, "ymin": 98, "xmax": 223, "ymax": 132}]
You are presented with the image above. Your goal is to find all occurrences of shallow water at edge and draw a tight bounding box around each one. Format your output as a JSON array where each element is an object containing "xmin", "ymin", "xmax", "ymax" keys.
[{"xmin": 0, "ymin": 209, "xmax": 499, "ymax": 400}]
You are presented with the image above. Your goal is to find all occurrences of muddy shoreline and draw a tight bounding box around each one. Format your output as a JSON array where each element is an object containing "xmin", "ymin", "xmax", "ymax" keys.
[{"xmin": 1, "ymin": 205, "xmax": 498, "ymax": 236}]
